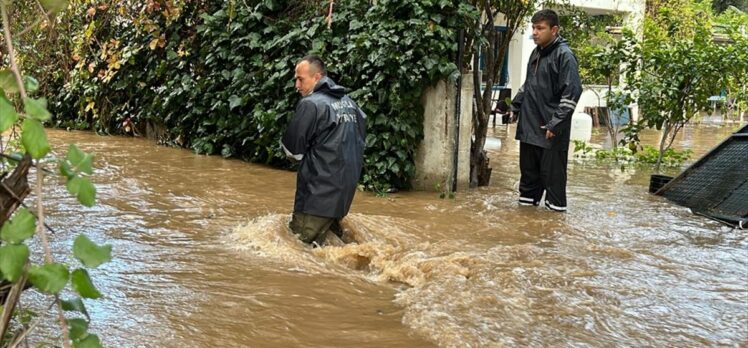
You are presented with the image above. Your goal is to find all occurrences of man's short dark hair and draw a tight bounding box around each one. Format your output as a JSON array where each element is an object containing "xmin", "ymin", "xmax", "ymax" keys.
[
  {"xmin": 531, "ymin": 9, "xmax": 559, "ymax": 28},
  {"xmin": 299, "ymin": 55, "xmax": 327, "ymax": 76}
]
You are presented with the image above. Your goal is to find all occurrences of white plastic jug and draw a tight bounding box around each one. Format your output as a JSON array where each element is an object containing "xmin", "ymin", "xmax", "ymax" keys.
[{"xmin": 570, "ymin": 112, "xmax": 592, "ymax": 142}]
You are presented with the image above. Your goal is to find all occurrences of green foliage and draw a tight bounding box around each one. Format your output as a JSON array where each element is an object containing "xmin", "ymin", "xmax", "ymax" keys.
[
  {"xmin": 0, "ymin": 244, "xmax": 29, "ymax": 282},
  {"xmin": 572, "ymin": 139, "xmax": 595, "ymax": 157},
  {"xmin": 616, "ymin": 0, "xmax": 747, "ymax": 172},
  {"xmin": 559, "ymin": 8, "xmax": 622, "ymax": 85},
  {"xmin": 0, "ymin": 2, "xmax": 109, "ymax": 345},
  {"xmin": 433, "ymin": 182, "xmax": 456, "ymax": 199},
  {"xmin": 60, "ymin": 144, "xmax": 96, "ymax": 207},
  {"xmin": 0, "ymin": 96, "xmax": 18, "ymax": 132},
  {"xmin": 590, "ymin": 29, "xmax": 640, "ymax": 147},
  {"xmin": 61, "ymin": 144, "xmax": 94, "ymax": 177},
  {"xmin": 20, "ymin": 119, "xmax": 50, "ymax": 159},
  {"xmin": 0, "ymin": 208, "xmax": 36, "ymax": 245},
  {"xmin": 71, "ymin": 269, "xmax": 102, "ymax": 299},
  {"xmin": 61, "ymin": 298, "xmax": 90, "ymax": 320},
  {"xmin": 66, "ymin": 177, "xmax": 96, "ymax": 207},
  {"xmin": 66, "ymin": 318, "xmax": 88, "ymax": 341},
  {"xmin": 28, "ymin": 263, "xmax": 70, "ymax": 294},
  {"xmin": 73, "ymin": 234, "xmax": 112, "ymax": 269},
  {"xmin": 47, "ymin": 0, "xmax": 472, "ymax": 190},
  {"xmin": 73, "ymin": 334, "xmax": 102, "ymax": 348},
  {"xmin": 573, "ymin": 141, "xmax": 692, "ymax": 167},
  {"xmin": 594, "ymin": 146, "xmax": 635, "ymax": 162},
  {"xmin": 24, "ymin": 98, "xmax": 52, "ymax": 121},
  {"xmin": 0, "ymin": 70, "xmax": 19, "ymax": 94},
  {"xmin": 633, "ymin": 145, "xmax": 692, "ymax": 166}
]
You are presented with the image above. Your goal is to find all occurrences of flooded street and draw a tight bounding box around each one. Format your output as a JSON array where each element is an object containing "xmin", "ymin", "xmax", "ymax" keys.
[{"xmin": 31, "ymin": 124, "xmax": 746, "ymax": 347}]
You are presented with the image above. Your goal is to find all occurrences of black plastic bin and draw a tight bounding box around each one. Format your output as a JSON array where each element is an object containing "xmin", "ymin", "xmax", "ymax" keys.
[{"xmin": 649, "ymin": 174, "xmax": 673, "ymax": 194}]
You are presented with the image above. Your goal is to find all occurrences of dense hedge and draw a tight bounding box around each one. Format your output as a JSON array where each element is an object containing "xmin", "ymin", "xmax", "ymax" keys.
[{"xmin": 46, "ymin": 0, "xmax": 475, "ymax": 191}]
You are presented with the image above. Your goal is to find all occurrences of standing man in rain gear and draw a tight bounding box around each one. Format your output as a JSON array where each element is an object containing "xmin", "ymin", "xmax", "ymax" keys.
[
  {"xmin": 511, "ymin": 9, "xmax": 582, "ymax": 212},
  {"xmin": 281, "ymin": 55, "xmax": 366, "ymax": 246}
]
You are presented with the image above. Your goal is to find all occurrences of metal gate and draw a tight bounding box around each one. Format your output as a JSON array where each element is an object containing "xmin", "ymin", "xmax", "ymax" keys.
[{"xmin": 656, "ymin": 124, "xmax": 748, "ymax": 228}]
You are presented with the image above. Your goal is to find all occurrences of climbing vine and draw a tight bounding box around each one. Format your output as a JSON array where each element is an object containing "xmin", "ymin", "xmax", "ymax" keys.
[{"xmin": 41, "ymin": 0, "xmax": 476, "ymax": 191}]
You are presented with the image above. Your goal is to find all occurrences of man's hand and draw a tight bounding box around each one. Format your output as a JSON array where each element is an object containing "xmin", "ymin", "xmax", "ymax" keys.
[{"xmin": 545, "ymin": 129, "xmax": 555, "ymax": 139}]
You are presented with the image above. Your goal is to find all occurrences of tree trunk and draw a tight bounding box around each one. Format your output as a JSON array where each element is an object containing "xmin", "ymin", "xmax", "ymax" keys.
[
  {"xmin": 470, "ymin": 120, "xmax": 491, "ymax": 187},
  {"xmin": 0, "ymin": 154, "xmax": 33, "ymax": 330},
  {"xmin": 0, "ymin": 154, "xmax": 32, "ymax": 224},
  {"xmin": 470, "ymin": 47, "xmax": 494, "ymax": 187},
  {"xmin": 464, "ymin": 3, "xmax": 531, "ymax": 188},
  {"xmin": 606, "ymin": 82, "xmax": 619, "ymax": 148},
  {"xmin": 656, "ymin": 122, "xmax": 670, "ymax": 174}
]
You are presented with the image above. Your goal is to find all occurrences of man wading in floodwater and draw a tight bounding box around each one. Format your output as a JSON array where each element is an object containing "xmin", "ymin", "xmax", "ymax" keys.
[
  {"xmin": 511, "ymin": 9, "xmax": 582, "ymax": 212},
  {"xmin": 281, "ymin": 55, "xmax": 366, "ymax": 246}
]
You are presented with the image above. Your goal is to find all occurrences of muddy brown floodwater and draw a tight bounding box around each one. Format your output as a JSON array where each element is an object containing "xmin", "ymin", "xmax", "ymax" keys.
[{"xmin": 26, "ymin": 124, "xmax": 746, "ymax": 347}]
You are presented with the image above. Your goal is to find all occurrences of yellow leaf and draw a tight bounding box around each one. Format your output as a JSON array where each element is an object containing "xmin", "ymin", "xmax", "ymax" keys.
[
  {"xmin": 109, "ymin": 60, "xmax": 121, "ymax": 70},
  {"xmin": 84, "ymin": 22, "xmax": 95, "ymax": 39},
  {"xmin": 85, "ymin": 101, "xmax": 95, "ymax": 112},
  {"xmin": 86, "ymin": 7, "xmax": 96, "ymax": 17},
  {"xmin": 103, "ymin": 72, "xmax": 114, "ymax": 83},
  {"xmin": 149, "ymin": 38, "xmax": 158, "ymax": 50}
]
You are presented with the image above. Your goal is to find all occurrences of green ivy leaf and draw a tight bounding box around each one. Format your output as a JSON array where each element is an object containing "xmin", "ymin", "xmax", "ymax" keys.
[
  {"xmin": 61, "ymin": 297, "xmax": 90, "ymax": 320},
  {"xmin": 0, "ymin": 208, "xmax": 36, "ymax": 244},
  {"xmin": 0, "ymin": 70, "xmax": 19, "ymax": 94},
  {"xmin": 73, "ymin": 334, "xmax": 102, "ymax": 348},
  {"xmin": 73, "ymin": 234, "xmax": 112, "ymax": 268},
  {"xmin": 167, "ymin": 49, "xmax": 178, "ymax": 61},
  {"xmin": 66, "ymin": 144, "xmax": 94, "ymax": 176},
  {"xmin": 24, "ymin": 76, "xmax": 39, "ymax": 93},
  {"xmin": 21, "ymin": 119, "xmax": 50, "ymax": 159},
  {"xmin": 71, "ymin": 269, "xmax": 101, "ymax": 299},
  {"xmin": 39, "ymin": 0, "xmax": 69, "ymax": 13},
  {"xmin": 0, "ymin": 96, "xmax": 18, "ymax": 132},
  {"xmin": 66, "ymin": 177, "xmax": 96, "ymax": 207},
  {"xmin": 24, "ymin": 97, "xmax": 52, "ymax": 121},
  {"xmin": 0, "ymin": 244, "xmax": 29, "ymax": 282},
  {"xmin": 228, "ymin": 95, "xmax": 242, "ymax": 109},
  {"xmin": 67, "ymin": 318, "xmax": 89, "ymax": 341},
  {"xmin": 28, "ymin": 263, "xmax": 70, "ymax": 294}
]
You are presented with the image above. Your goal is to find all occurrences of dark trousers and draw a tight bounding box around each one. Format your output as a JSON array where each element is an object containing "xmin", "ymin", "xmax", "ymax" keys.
[{"xmin": 518, "ymin": 142, "xmax": 568, "ymax": 211}]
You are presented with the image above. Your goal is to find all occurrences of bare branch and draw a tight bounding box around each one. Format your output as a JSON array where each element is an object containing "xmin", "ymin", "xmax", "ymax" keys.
[
  {"xmin": 17, "ymin": 9, "xmax": 55, "ymax": 38},
  {"xmin": 1, "ymin": 181, "xmax": 59, "ymax": 235},
  {"xmin": 1, "ymin": 2, "xmax": 29, "ymax": 100},
  {"xmin": 0, "ymin": 269, "xmax": 28, "ymax": 342}
]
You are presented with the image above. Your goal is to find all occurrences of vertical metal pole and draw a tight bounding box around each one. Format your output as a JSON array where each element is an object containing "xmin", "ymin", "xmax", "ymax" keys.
[{"xmin": 452, "ymin": 29, "xmax": 465, "ymax": 192}]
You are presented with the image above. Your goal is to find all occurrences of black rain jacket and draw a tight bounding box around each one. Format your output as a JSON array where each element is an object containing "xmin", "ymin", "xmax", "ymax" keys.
[
  {"xmin": 511, "ymin": 37, "xmax": 582, "ymax": 150},
  {"xmin": 281, "ymin": 77, "xmax": 366, "ymax": 219}
]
